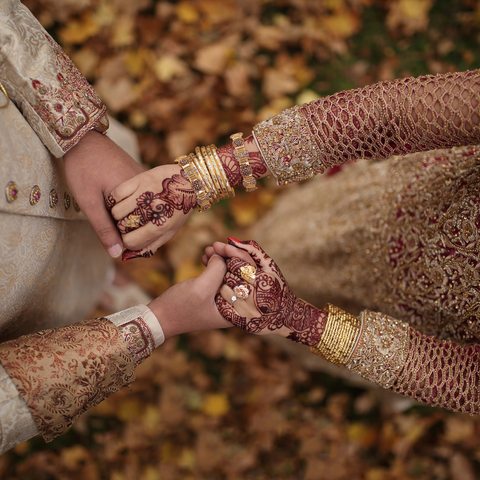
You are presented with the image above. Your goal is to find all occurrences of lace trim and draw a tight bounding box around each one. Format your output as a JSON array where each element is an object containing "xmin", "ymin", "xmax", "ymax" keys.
[{"xmin": 346, "ymin": 310, "xmax": 410, "ymax": 388}]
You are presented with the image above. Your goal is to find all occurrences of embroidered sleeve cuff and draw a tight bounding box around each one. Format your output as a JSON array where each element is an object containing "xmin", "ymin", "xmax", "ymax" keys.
[
  {"xmin": 106, "ymin": 306, "xmax": 159, "ymax": 367},
  {"xmin": 345, "ymin": 310, "xmax": 410, "ymax": 388},
  {"xmin": 0, "ymin": 1, "xmax": 107, "ymax": 158}
]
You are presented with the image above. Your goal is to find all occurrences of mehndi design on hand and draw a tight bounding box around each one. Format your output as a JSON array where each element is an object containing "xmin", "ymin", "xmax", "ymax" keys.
[{"xmin": 216, "ymin": 240, "xmax": 327, "ymax": 347}]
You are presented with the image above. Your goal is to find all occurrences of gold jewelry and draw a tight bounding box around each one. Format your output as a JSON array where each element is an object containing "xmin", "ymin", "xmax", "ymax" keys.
[
  {"xmin": 125, "ymin": 214, "xmax": 141, "ymax": 229},
  {"xmin": 210, "ymin": 145, "xmax": 235, "ymax": 198},
  {"xmin": 204, "ymin": 146, "xmax": 229, "ymax": 199},
  {"xmin": 191, "ymin": 153, "xmax": 218, "ymax": 203},
  {"xmin": 175, "ymin": 154, "xmax": 212, "ymax": 211},
  {"xmin": 240, "ymin": 265, "xmax": 256, "ymax": 282},
  {"xmin": 0, "ymin": 82, "xmax": 9, "ymax": 109},
  {"xmin": 230, "ymin": 132, "xmax": 257, "ymax": 192},
  {"xmin": 233, "ymin": 284, "xmax": 250, "ymax": 300},
  {"xmin": 198, "ymin": 146, "xmax": 225, "ymax": 200},
  {"xmin": 310, "ymin": 304, "xmax": 361, "ymax": 366}
]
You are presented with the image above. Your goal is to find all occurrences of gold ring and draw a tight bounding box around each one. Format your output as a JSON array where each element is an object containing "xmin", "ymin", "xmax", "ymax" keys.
[
  {"xmin": 240, "ymin": 265, "xmax": 256, "ymax": 282},
  {"xmin": 233, "ymin": 284, "xmax": 250, "ymax": 300},
  {"xmin": 125, "ymin": 214, "xmax": 141, "ymax": 229}
]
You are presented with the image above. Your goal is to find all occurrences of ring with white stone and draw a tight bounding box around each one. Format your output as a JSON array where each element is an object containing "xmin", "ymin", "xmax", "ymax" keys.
[{"xmin": 231, "ymin": 295, "xmax": 237, "ymax": 307}]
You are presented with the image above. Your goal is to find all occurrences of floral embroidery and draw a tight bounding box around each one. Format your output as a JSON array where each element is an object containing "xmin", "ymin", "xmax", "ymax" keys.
[
  {"xmin": 31, "ymin": 35, "xmax": 106, "ymax": 153},
  {"xmin": 346, "ymin": 310, "xmax": 409, "ymax": 388},
  {"xmin": 118, "ymin": 317, "xmax": 155, "ymax": 367},
  {"xmin": 0, "ymin": 318, "xmax": 134, "ymax": 442}
]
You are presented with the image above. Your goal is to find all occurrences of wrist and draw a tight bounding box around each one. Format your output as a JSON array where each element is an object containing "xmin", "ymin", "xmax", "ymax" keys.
[{"xmin": 284, "ymin": 299, "xmax": 328, "ymax": 347}]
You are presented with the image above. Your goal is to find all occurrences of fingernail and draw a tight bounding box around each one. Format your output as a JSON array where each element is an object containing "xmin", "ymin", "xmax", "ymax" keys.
[
  {"xmin": 227, "ymin": 237, "xmax": 241, "ymax": 245},
  {"xmin": 107, "ymin": 244, "xmax": 123, "ymax": 258}
]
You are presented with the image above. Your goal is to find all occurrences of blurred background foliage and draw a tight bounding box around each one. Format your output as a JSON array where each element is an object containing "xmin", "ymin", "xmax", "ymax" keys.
[{"xmin": 2, "ymin": 0, "xmax": 480, "ymax": 479}]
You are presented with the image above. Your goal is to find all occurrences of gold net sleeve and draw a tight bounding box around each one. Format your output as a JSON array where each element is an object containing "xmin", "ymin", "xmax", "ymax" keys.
[
  {"xmin": 253, "ymin": 70, "xmax": 480, "ymax": 184},
  {"xmin": 311, "ymin": 306, "xmax": 480, "ymax": 414}
]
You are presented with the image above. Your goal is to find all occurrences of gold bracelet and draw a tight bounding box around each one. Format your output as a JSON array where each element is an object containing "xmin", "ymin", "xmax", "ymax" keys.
[
  {"xmin": 310, "ymin": 304, "xmax": 361, "ymax": 366},
  {"xmin": 175, "ymin": 155, "xmax": 212, "ymax": 211},
  {"xmin": 191, "ymin": 152, "xmax": 218, "ymax": 203},
  {"xmin": 201, "ymin": 146, "xmax": 227, "ymax": 200},
  {"xmin": 204, "ymin": 146, "xmax": 230, "ymax": 199},
  {"xmin": 210, "ymin": 145, "xmax": 235, "ymax": 198},
  {"xmin": 230, "ymin": 132, "xmax": 257, "ymax": 193},
  {"xmin": 197, "ymin": 146, "xmax": 224, "ymax": 201}
]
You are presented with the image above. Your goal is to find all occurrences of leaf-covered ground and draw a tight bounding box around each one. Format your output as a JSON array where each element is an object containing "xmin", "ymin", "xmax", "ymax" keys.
[{"xmin": 2, "ymin": 0, "xmax": 480, "ymax": 478}]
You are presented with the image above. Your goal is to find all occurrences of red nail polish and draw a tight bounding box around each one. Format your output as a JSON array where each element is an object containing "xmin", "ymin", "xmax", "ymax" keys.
[{"xmin": 227, "ymin": 237, "xmax": 241, "ymax": 244}]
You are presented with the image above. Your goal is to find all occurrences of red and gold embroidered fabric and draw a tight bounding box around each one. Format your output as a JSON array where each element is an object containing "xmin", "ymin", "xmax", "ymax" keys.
[
  {"xmin": 0, "ymin": 318, "xmax": 134, "ymax": 442},
  {"xmin": 0, "ymin": 0, "xmax": 107, "ymax": 157},
  {"xmin": 253, "ymin": 70, "xmax": 480, "ymax": 184}
]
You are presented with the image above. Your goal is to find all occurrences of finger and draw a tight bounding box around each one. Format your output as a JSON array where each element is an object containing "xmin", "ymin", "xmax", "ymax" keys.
[
  {"xmin": 111, "ymin": 193, "xmax": 141, "ymax": 221},
  {"xmin": 117, "ymin": 208, "xmax": 148, "ymax": 234},
  {"xmin": 215, "ymin": 292, "xmax": 248, "ymax": 330},
  {"xmin": 198, "ymin": 254, "xmax": 227, "ymax": 292},
  {"xmin": 121, "ymin": 222, "xmax": 163, "ymax": 251},
  {"xmin": 81, "ymin": 195, "xmax": 123, "ymax": 258},
  {"xmin": 110, "ymin": 176, "xmax": 141, "ymax": 205},
  {"xmin": 201, "ymin": 254, "xmax": 208, "ymax": 267},
  {"xmin": 227, "ymin": 238, "xmax": 272, "ymax": 270},
  {"xmin": 121, "ymin": 234, "xmax": 167, "ymax": 261},
  {"xmin": 225, "ymin": 257, "xmax": 258, "ymax": 284},
  {"xmin": 224, "ymin": 271, "xmax": 241, "ymax": 290}
]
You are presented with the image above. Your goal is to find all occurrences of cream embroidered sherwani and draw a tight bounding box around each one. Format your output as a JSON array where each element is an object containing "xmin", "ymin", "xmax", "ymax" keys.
[{"xmin": 0, "ymin": 0, "xmax": 160, "ymax": 453}]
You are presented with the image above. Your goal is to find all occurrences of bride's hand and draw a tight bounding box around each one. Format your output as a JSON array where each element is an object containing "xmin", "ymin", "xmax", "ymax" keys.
[
  {"xmin": 213, "ymin": 239, "xmax": 325, "ymax": 346},
  {"xmin": 107, "ymin": 165, "xmax": 196, "ymax": 260}
]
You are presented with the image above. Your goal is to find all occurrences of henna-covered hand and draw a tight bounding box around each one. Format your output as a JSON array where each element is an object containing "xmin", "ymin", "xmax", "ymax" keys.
[
  {"xmin": 214, "ymin": 239, "xmax": 327, "ymax": 347},
  {"xmin": 216, "ymin": 136, "xmax": 269, "ymax": 187},
  {"xmin": 108, "ymin": 164, "xmax": 197, "ymax": 260}
]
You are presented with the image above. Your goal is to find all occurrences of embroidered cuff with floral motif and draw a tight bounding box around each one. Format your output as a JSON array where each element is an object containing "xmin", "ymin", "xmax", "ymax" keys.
[{"xmin": 0, "ymin": 317, "xmax": 135, "ymax": 442}]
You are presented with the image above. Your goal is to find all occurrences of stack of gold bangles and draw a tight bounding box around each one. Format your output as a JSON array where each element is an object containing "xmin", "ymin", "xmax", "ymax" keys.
[{"xmin": 175, "ymin": 133, "xmax": 256, "ymax": 212}]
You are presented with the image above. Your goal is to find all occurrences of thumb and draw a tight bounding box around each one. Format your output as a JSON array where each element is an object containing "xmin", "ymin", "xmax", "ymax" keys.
[
  {"xmin": 82, "ymin": 196, "xmax": 123, "ymax": 258},
  {"xmin": 197, "ymin": 254, "xmax": 227, "ymax": 292}
]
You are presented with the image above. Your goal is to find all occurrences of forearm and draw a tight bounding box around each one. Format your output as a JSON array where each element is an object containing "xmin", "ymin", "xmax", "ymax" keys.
[
  {"xmin": 253, "ymin": 70, "xmax": 480, "ymax": 184},
  {"xmin": 309, "ymin": 305, "xmax": 480, "ymax": 414},
  {"xmin": 0, "ymin": 306, "xmax": 163, "ymax": 449}
]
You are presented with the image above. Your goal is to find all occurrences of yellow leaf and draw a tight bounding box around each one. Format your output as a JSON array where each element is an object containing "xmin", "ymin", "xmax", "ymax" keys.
[
  {"xmin": 194, "ymin": 43, "xmax": 234, "ymax": 75},
  {"xmin": 59, "ymin": 13, "xmax": 100, "ymax": 45},
  {"xmin": 174, "ymin": 258, "xmax": 204, "ymax": 283},
  {"xmin": 12, "ymin": 441, "xmax": 29, "ymax": 456},
  {"xmin": 297, "ymin": 89, "xmax": 320, "ymax": 105},
  {"xmin": 142, "ymin": 405, "xmax": 162, "ymax": 430},
  {"xmin": 116, "ymin": 398, "xmax": 143, "ymax": 422},
  {"xmin": 125, "ymin": 49, "xmax": 149, "ymax": 77},
  {"xmin": 321, "ymin": 10, "xmax": 360, "ymax": 39},
  {"xmin": 399, "ymin": 0, "xmax": 431, "ymax": 19},
  {"xmin": 178, "ymin": 448, "xmax": 196, "ymax": 470},
  {"xmin": 262, "ymin": 68, "xmax": 299, "ymax": 100},
  {"xmin": 60, "ymin": 445, "xmax": 89, "ymax": 469},
  {"xmin": 111, "ymin": 16, "xmax": 135, "ymax": 47},
  {"xmin": 202, "ymin": 393, "xmax": 230, "ymax": 417},
  {"xmin": 347, "ymin": 422, "xmax": 378, "ymax": 447},
  {"xmin": 71, "ymin": 49, "xmax": 99, "ymax": 79},
  {"xmin": 176, "ymin": 2, "xmax": 199, "ymax": 23},
  {"xmin": 141, "ymin": 466, "xmax": 160, "ymax": 480},
  {"xmin": 154, "ymin": 54, "xmax": 187, "ymax": 83},
  {"xmin": 94, "ymin": 2, "xmax": 116, "ymax": 27}
]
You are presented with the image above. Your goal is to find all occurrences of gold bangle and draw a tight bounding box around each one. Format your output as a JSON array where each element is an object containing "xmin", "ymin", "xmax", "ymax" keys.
[
  {"xmin": 230, "ymin": 132, "xmax": 257, "ymax": 193},
  {"xmin": 210, "ymin": 145, "xmax": 235, "ymax": 198},
  {"xmin": 199, "ymin": 146, "xmax": 225, "ymax": 200},
  {"xmin": 191, "ymin": 152, "xmax": 218, "ymax": 203},
  {"xmin": 204, "ymin": 146, "xmax": 229, "ymax": 199},
  {"xmin": 310, "ymin": 304, "xmax": 361, "ymax": 366},
  {"xmin": 175, "ymin": 155, "xmax": 212, "ymax": 211}
]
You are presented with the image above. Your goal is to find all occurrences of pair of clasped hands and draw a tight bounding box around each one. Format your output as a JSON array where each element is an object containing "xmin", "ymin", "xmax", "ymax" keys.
[{"xmin": 64, "ymin": 130, "xmax": 319, "ymax": 346}]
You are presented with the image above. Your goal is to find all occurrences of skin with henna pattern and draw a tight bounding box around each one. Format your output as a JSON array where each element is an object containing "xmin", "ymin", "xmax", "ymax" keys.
[
  {"xmin": 216, "ymin": 240, "xmax": 328, "ymax": 347},
  {"xmin": 217, "ymin": 137, "xmax": 268, "ymax": 187}
]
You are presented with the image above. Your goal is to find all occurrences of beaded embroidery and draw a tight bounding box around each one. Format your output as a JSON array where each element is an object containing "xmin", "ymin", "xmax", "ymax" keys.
[{"xmin": 346, "ymin": 310, "xmax": 409, "ymax": 388}]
